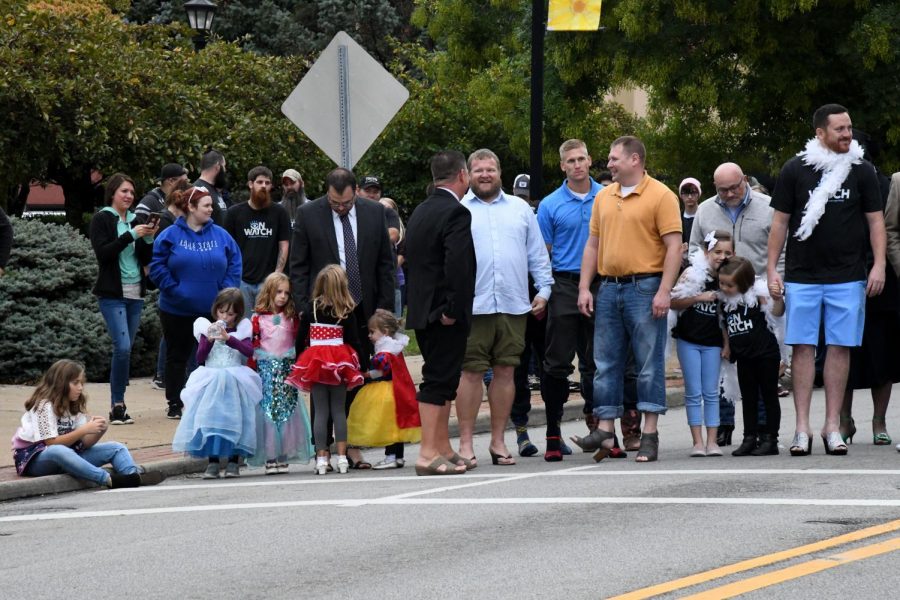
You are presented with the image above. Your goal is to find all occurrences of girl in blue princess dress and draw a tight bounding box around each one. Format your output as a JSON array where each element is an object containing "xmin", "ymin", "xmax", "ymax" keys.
[{"xmin": 172, "ymin": 288, "xmax": 262, "ymax": 478}]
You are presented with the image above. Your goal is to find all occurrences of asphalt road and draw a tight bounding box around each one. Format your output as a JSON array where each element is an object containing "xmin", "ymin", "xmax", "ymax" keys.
[{"xmin": 2, "ymin": 398, "xmax": 899, "ymax": 600}]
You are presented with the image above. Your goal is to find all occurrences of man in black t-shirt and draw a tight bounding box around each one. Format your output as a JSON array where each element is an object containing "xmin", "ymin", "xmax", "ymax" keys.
[
  {"xmin": 224, "ymin": 166, "xmax": 291, "ymax": 316},
  {"xmin": 767, "ymin": 104, "xmax": 886, "ymax": 456},
  {"xmin": 194, "ymin": 149, "xmax": 231, "ymax": 225}
]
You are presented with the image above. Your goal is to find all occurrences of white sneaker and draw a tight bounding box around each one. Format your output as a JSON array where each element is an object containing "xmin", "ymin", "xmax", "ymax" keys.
[
  {"xmin": 277, "ymin": 463, "xmax": 289, "ymax": 474},
  {"xmin": 315, "ymin": 457, "xmax": 329, "ymax": 475},
  {"xmin": 373, "ymin": 457, "xmax": 404, "ymax": 470},
  {"xmin": 265, "ymin": 462, "xmax": 278, "ymax": 475},
  {"xmin": 337, "ymin": 455, "xmax": 349, "ymax": 474}
]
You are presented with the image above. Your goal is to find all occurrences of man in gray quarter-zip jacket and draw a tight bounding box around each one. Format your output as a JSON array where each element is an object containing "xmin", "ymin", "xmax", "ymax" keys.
[{"xmin": 689, "ymin": 162, "xmax": 784, "ymax": 276}]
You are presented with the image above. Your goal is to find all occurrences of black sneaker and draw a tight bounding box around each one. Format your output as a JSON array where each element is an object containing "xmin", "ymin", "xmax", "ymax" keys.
[
  {"xmin": 150, "ymin": 376, "xmax": 165, "ymax": 390},
  {"xmin": 109, "ymin": 404, "xmax": 134, "ymax": 425},
  {"xmin": 166, "ymin": 404, "xmax": 182, "ymax": 420}
]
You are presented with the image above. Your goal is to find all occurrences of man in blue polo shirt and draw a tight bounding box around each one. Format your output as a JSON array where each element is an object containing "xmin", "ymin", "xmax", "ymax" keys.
[{"xmin": 535, "ymin": 139, "xmax": 608, "ymax": 461}]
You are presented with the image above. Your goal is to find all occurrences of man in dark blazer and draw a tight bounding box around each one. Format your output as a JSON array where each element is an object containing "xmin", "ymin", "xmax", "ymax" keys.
[
  {"xmin": 290, "ymin": 168, "xmax": 395, "ymax": 468},
  {"xmin": 406, "ymin": 150, "xmax": 476, "ymax": 475},
  {"xmin": 290, "ymin": 167, "xmax": 395, "ymax": 354}
]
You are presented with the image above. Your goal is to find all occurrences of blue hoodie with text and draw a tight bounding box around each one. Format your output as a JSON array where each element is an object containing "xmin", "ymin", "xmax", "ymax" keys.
[{"xmin": 150, "ymin": 217, "xmax": 242, "ymax": 316}]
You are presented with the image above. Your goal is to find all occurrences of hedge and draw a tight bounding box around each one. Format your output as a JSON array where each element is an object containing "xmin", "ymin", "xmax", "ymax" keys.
[{"xmin": 0, "ymin": 218, "xmax": 161, "ymax": 384}]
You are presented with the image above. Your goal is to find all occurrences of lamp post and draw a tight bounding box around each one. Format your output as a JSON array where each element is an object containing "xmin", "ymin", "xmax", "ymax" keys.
[{"xmin": 184, "ymin": 0, "xmax": 218, "ymax": 51}]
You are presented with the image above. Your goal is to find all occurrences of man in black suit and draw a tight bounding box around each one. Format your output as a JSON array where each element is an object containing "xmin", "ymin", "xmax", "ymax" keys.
[
  {"xmin": 406, "ymin": 151, "xmax": 476, "ymax": 475},
  {"xmin": 290, "ymin": 168, "xmax": 395, "ymax": 466}
]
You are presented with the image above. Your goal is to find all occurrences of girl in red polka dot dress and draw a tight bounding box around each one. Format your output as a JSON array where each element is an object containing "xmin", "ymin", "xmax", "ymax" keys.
[{"xmin": 287, "ymin": 265, "xmax": 364, "ymax": 474}]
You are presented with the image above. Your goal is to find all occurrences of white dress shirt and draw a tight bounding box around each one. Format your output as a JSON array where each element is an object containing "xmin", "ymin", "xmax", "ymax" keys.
[{"xmin": 461, "ymin": 190, "xmax": 553, "ymax": 315}]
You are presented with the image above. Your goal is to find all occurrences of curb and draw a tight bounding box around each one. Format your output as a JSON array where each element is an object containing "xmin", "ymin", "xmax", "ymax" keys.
[{"xmin": 0, "ymin": 388, "xmax": 685, "ymax": 503}]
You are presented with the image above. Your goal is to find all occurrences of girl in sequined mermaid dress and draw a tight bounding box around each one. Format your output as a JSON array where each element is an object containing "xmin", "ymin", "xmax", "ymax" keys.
[
  {"xmin": 248, "ymin": 273, "xmax": 313, "ymax": 474},
  {"xmin": 172, "ymin": 288, "xmax": 262, "ymax": 479}
]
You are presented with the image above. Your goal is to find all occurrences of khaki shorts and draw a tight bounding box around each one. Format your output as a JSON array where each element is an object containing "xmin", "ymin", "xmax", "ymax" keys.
[{"xmin": 462, "ymin": 313, "xmax": 527, "ymax": 372}]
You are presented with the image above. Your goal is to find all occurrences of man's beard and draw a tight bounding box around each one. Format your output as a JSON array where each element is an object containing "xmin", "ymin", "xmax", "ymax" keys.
[
  {"xmin": 251, "ymin": 187, "xmax": 271, "ymax": 207},
  {"xmin": 472, "ymin": 180, "xmax": 501, "ymax": 199},
  {"xmin": 213, "ymin": 169, "xmax": 227, "ymax": 189}
]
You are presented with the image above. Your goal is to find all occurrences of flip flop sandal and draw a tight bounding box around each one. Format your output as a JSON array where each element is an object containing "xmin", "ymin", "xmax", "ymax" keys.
[
  {"xmin": 347, "ymin": 457, "xmax": 372, "ymax": 470},
  {"xmin": 635, "ymin": 432, "xmax": 659, "ymax": 463},
  {"xmin": 448, "ymin": 452, "xmax": 477, "ymax": 470},
  {"xmin": 415, "ymin": 456, "xmax": 465, "ymax": 476}
]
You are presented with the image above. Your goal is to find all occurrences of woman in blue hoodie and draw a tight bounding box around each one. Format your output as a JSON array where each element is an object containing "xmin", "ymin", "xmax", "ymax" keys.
[
  {"xmin": 150, "ymin": 186, "xmax": 242, "ymax": 419},
  {"xmin": 90, "ymin": 173, "xmax": 158, "ymax": 426}
]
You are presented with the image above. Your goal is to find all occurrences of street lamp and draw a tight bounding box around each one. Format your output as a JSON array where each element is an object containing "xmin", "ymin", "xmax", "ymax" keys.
[{"xmin": 184, "ymin": 0, "xmax": 217, "ymax": 51}]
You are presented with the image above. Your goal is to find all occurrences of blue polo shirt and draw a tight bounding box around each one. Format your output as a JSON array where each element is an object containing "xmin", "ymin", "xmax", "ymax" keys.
[
  {"xmin": 715, "ymin": 186, "xmax": 751, "ymax": 223},
  {"xmin": 536, "ymin": 178, "xmax": 603, "ymax": 273}
]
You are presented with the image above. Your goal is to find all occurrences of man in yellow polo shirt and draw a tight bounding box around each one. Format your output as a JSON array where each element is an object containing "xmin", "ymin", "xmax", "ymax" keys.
[{"xmin": 574, "ymin": 136, "xmax": 682, "ymax": 463}]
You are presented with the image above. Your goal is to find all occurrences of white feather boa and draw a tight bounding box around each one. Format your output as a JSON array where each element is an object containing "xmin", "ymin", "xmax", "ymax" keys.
[
  {"xmin": 794, "ymin": 138, "xmax": 864, "ymax": 241},
  {"xmin": 671, "ymin": 249, "xmax": 713, "ymax": 302}
]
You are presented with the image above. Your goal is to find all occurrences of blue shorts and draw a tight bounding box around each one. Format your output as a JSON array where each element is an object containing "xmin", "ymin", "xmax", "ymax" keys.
[{"xmin": 784, "ymin": 281, "xmax": 865, "ymax": 347}]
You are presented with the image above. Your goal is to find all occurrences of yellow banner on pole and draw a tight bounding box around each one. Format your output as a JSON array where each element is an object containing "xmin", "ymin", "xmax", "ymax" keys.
[{"xmin": 547, "ymin": 0, "xmax": 602, "ymax": 31}]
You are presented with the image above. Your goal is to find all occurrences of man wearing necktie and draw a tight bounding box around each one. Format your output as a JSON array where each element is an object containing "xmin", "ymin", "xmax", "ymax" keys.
[{"xmin": 290, "ymin": 168, "xmax": 396, "ymax": 466}]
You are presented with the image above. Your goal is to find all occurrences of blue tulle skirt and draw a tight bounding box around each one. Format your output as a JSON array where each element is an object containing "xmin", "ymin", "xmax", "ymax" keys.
[{"xmin": 173, "ymin": 365, "xmax": 262, "ymax": 458}]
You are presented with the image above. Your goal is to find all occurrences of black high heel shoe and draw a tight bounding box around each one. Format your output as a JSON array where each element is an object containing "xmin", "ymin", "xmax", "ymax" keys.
[
  {"xmin": 717, "ymin": 425, "xmax": 734, "ymax": 447},
  {"xmin": 489, "ymin": 449, "xmax": 516, "ymax": 465}
]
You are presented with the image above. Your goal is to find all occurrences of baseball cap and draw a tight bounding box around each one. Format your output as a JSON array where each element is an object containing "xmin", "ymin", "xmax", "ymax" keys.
[
  {"xmin": 678, "ymin": 177, "xmax": 702, "ymax": 196},
  {"xmin": 513, "ymin": 173, "xmax": 530, "ymax": 199},
  {"xmin": 360, "ymin": 175, "xmax": 382, "ymax": 190},
  {"xmin": 160, "ymin": 163, "xmax": 187, "ymax": 181},
  {"xmin": 282, "ymin": 169, "xmax": 302, "ymax": 182}
]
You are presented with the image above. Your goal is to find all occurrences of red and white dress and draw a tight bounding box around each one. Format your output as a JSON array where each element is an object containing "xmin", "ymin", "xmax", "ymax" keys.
[{"xmin": 286, "ymin": 304, "xmax": 364, "ymax": 392}]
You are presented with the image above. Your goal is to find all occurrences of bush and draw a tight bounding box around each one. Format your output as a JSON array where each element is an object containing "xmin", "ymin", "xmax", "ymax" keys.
[{"xmin": 0, "ymin": 218, "xmax": 161, "ymax": 384}]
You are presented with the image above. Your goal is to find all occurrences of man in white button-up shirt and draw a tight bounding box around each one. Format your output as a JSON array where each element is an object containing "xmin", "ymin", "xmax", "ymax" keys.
[{"xmin": 456, "ymin": 149, "xmax": 554, "ymax": 466}]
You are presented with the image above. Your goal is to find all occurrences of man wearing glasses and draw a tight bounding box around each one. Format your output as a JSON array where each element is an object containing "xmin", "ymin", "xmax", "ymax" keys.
[
  {"xmin": 289, "ymin": 168, "xmax": 396, "ymax": 467},
  {"xmin": 689, "ymin": 163, "xmax": 783, "ymax": 276}
]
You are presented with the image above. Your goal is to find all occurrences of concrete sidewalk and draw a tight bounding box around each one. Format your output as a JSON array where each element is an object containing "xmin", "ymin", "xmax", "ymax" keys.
[{"xmin": 0, "ymin": 354, "xmax": 686, "ymax": 502}]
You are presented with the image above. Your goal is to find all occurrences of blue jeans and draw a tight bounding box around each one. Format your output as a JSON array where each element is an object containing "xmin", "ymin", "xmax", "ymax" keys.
[
  {"xmin": 676, "ymin": 339, "xmax": 720, "ymax": 427},
  {"xmin": 26, "ymin": 442, "xmax": 138, "ymax": 486},
  {"xmin": 98, "ymin": 297, "xmax": 144, "ymax": 406},
  {"xmin": 593, "ymin": 277, "xmax": 667, "ymax": 419},
  {"xmin": 240, "ymin": 280, "xmax": 262, "ymax": 318}
]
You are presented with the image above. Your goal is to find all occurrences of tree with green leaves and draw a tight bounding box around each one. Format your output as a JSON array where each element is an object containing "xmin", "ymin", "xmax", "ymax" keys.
[{"xmin": 413, "ymin": 0, "xmax": 900, "ymax": 188}]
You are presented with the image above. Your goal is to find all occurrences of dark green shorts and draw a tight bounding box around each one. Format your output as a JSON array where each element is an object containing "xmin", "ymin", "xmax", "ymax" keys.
[{"xmin": 462, "ymin": 313, "xmax": 527, "ymax": 372}]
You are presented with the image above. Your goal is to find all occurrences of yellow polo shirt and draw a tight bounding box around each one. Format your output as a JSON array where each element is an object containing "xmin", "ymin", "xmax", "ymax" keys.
[{"xmin": 589, "ymin": 174, "xmax": 682, "ymax": 277}]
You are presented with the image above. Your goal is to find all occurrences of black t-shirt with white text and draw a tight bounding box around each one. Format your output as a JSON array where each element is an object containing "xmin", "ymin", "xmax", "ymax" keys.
[
  {"xmin": 224, "ymin": 202, "xmax": 291, "ymax": 284},
  {"xmin": 723, "ymin": 303, "xmax": 779, "ymax": 361},
  {"xmin": 771, "ymin": 156, "xmax": 881, "ymax": 284}
]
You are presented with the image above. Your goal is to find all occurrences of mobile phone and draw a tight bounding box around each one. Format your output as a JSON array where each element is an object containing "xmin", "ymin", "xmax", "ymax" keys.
[{"xmin": 146, "ymin": 213, "xmax": 161, "ymax": 228}]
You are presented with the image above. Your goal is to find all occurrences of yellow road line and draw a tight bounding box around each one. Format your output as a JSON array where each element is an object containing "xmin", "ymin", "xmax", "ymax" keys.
[
  {"xmin": 681, "ymin": 536, "xmax": 900, "ymax": 599},
  {"xmin": 608, "ymin": 518, "xmax": 900, "ymax": 600}
]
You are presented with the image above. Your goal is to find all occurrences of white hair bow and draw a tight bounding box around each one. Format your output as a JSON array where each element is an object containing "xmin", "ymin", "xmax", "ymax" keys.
[{"xmin": 704, "ymin": 231, "xmax": 717, "ymax": 252}]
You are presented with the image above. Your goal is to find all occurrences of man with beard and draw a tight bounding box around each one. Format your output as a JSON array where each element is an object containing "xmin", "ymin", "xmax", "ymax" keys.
[
  {"xmin": 280, "ymin": 168, "xmax": 307, "ymax": 228},
  {"xmin": 224, "ymin": 166, "xmax": 291, "ymax": 316},
  {"xmin": 194, "ymin": 149, "xmax": 230, "ymax": 225},
  {"xmin": 767, "ymin": 104, "xmax": 885, "ymax": 457},
  {"xmin": 457, "ymin": 149, "xmax": 553, "ymax": 466}
]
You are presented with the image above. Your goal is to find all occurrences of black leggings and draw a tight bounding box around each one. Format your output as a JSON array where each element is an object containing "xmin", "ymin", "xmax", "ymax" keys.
[
  {"xmin": 159, "ymin": 310, "xmax": 202, "ymax": 408},
  {"xmin": 312, "ymin": 384, "xmax": 347, "ymax": 452},
  {"xmin": 737, "ymin": 356, "xmax": 781, "ymax": 436}
]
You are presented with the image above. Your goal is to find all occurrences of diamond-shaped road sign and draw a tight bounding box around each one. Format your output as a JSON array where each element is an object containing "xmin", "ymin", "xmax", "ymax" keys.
[{"xmin": 281, "ymin": 31, "xmax": 409, "ymax": 170}]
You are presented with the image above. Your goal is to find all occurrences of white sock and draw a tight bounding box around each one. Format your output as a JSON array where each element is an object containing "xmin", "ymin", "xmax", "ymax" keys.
[{"xmin": 383, "ymin": 454, "xmax": 396, "ymax": 463}]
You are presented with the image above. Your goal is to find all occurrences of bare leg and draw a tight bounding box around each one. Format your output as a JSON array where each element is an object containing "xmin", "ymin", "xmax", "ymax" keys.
[
  {"xmin": 487, "ymin": 365, "xmax": 515, "ymax": 457},
  {"xmin": 455, "ymin": 370, "xmax": 485, "ymax": 457},
  {"xmin": 690, "ymin": 425, "xmax": 704, "ymax": 453},
  {"xmin": 416, "ymin": 402, "xmax": 464, "ymax": 473},
  {"xmin": 872, "ymin": 381, "xmax": 891, "ymax": 437},
  {"xmin": 822, "ymin": 345, "xmax": 850, "ymax": 434},
  {"xmin": 791, "ymin": 344, "xmax": 816, "ymax": 434}
]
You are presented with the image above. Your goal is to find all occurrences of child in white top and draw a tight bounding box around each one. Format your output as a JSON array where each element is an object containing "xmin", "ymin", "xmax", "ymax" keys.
[{"xmin": 12, "ymin": 359, "xmax": 164, "ymax": 488}]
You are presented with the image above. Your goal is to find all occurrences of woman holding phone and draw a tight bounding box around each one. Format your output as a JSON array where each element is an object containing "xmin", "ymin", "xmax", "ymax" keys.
[{"xmin": 89, "ymin": 173, "xmax": 159, "ymax": 425}]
